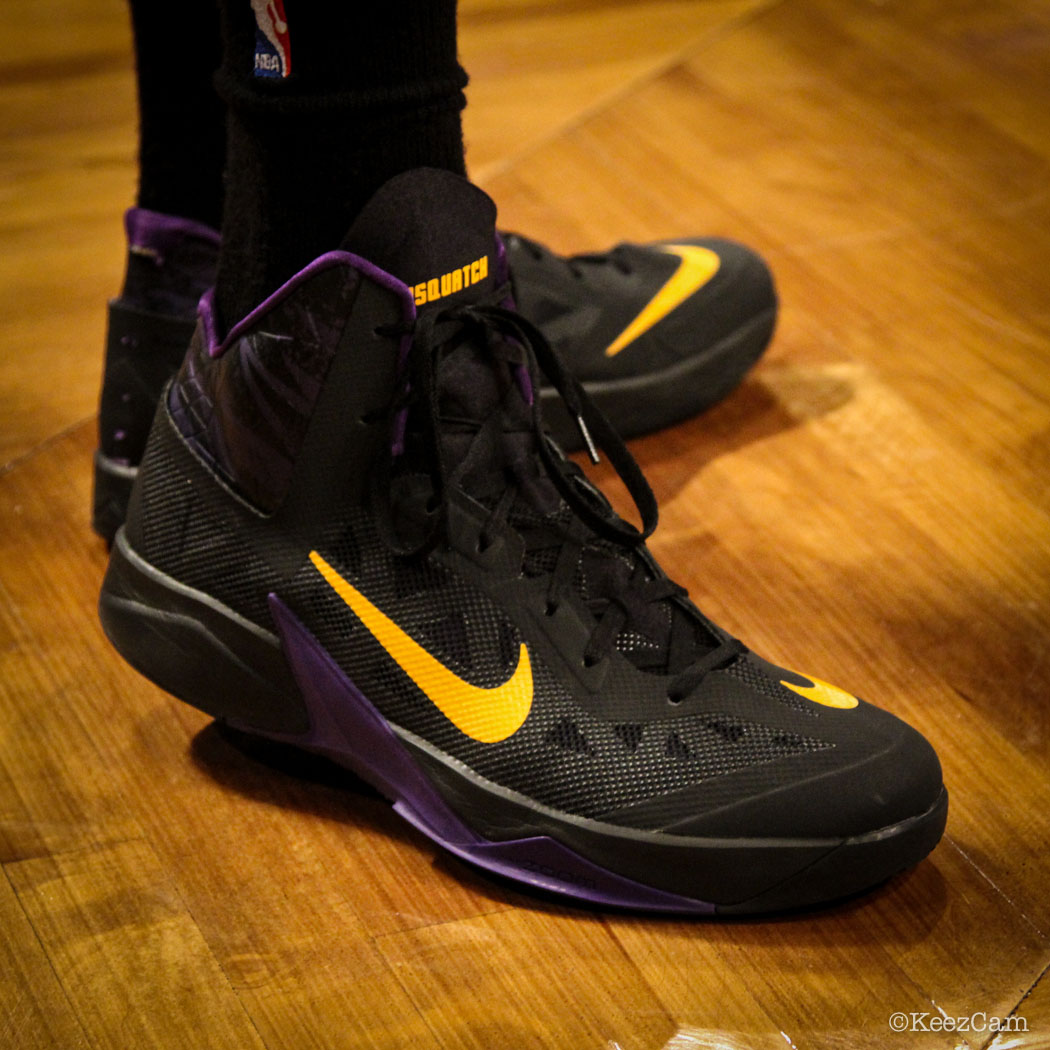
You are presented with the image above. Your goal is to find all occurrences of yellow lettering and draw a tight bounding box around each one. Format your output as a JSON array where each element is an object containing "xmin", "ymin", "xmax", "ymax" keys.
[{"xmin": 415, "ymin": 256, "xmax": 492, "ymax": 306}]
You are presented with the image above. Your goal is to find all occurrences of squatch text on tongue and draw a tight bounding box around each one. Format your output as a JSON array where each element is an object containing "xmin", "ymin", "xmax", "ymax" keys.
[{"xmin": 413, "ymin": 254, "xmax": 489, "ymax": 307}]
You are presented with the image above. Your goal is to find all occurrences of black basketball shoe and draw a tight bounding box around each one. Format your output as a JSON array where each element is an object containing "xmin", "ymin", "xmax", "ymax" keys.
[
  {"xmin": 91, "ymin": 213, "xmax": 774, "ymax": 543},
  {"xmin": 99, "ymin": 170, "xmax": 945, "ymax": 913},
  {"xmin": 93, "ymin": 209, "xmax": 220, "ymax": 542},
  {"xmin": 504, "ymin": 232, "xmax": 776, "ymax": 449}
]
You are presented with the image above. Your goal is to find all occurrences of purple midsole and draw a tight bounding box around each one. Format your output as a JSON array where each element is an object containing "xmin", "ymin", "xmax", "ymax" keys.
[{"xmin": 262, "ymin": 595, "xmax": 716, "ymax": 913}]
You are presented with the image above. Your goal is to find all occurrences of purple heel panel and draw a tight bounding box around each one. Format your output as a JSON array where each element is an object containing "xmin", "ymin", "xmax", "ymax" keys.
[
  {"xmin": 265, "ymin": 595, "xmax": 716, "ymax": 914},
  {"xmin": 125, "ymin": 207, "xmax": 221, "ymax": 256},
  {"xmin": 266, "ymin": 594, "xmax": 474, "ymax": 843}
]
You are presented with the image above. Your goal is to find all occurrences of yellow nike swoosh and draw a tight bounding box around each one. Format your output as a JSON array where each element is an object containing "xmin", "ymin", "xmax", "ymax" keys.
[
  {"xmin": 603, "ymin": 244, "xmax": 721, "ymax": 358},
  {"xmin": 309, "ymin": 551, "xmax": 533, "ymax": 743},
  {"xmin": 781, "ymin": 672, "xmax": 859, "ymax": 709}
]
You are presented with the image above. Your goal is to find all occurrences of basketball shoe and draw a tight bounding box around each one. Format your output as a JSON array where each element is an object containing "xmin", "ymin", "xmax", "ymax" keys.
[
  {"xmin": 93, "ymin": 209, "xmax": 220, "ymax": 542},
  {"xmin": 99, "ymin": 169, "xmax": 945, "ymax": 913},
  {"xmin": 92, "ymin": 209, "xmax": 775, "ymax": 543},
  {"xmin": 506, "ymin": 231, "xmax": 775, "ymax": 447}
]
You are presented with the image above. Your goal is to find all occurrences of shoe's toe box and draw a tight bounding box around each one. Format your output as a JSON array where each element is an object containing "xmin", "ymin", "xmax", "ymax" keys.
[
  {"xmin": 601, "ymin": 664, "xmax": 944, "ymax": 843},
  {"xmin": 660, "ymin": 708, "xmax": 943, "ymax": 840},
  {"xmin": 654, "ymin": 236, "xmax": 778, "ymax": 344}
]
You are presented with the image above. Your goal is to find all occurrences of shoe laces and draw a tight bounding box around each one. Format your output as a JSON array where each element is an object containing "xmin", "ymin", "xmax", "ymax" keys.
[{"xmin": 372, "ymin": 286, "xmax": 743, "ymax": 700}]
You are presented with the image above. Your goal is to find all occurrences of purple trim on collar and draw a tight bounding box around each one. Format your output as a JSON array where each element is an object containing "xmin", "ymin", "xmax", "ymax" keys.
[
  {"xmin": 514, "ymin": 365, "xmax": 534, "ymax": 405},
  {"xmin": 202, "ymin": 250, "xmax": 417, "ymax": 358},
  {"xmin": 198, "ymin": 287, "xmax": 221, "ymax": 353},
  {"xmin": 125, "ymin": 207, "xmax": 221, "ymax": 257}
]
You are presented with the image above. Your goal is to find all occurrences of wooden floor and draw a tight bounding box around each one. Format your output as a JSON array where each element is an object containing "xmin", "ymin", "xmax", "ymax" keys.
[{"xmin": 3, "ymin": 1, "xmax": 1049, "ymax": 1047}]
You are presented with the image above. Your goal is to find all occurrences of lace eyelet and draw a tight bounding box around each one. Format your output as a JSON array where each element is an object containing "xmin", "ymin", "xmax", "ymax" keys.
[
  {"xmin": 544, "ymin": 602, "xmax": 559, "ymax": 617},
  {"xmin": 582, "ymin": 654, "xmax": 600, "ymax": 669}
]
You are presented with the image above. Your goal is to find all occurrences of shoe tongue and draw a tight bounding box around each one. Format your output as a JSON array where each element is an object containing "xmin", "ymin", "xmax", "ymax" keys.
[{"xmin": 341, "ymin": 168, "xmax": 500, "ymax": 312}]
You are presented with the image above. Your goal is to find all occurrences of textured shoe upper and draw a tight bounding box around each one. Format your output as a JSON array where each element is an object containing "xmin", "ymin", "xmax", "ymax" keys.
[
  {"xmin": 144, "ymin": 169, "xmax": 940, "ymax": 842},
  {"xmin": 504, "ymin": 231, "xmax": 777, "ymax": 382}
]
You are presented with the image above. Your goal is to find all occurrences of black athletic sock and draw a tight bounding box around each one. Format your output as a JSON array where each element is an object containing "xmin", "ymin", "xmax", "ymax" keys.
[
  {"xmin": 213, "ymin": 1, "xmax": 468, "ymax": 331},
  {"xmin": 128, "ymin": 0, "xmax": 225, "ymax": 230}
]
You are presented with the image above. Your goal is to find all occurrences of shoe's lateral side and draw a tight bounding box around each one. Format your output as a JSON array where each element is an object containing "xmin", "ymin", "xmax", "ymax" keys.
[
  {"xmin": 100, "ymin": 170, "xmax": 946, "ymax": 914},
  {"xmin": 504, "ymin": 232, "xmax": 777, "ymax": 448}
]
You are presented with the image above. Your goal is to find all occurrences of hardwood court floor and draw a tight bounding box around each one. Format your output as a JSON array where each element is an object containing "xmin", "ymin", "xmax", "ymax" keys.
[{"xmin": 2, "ymin": 1, "xmax": 1049, "ymax": 1048}]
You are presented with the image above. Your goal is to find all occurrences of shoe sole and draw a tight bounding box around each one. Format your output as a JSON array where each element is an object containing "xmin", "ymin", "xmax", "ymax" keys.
[
  {"xmin": 541, "ymin": 308, "xmax": 776, "ymax": 452},
  {"xmin": 100, "ymin": 527, "xmax": 948, "ymax": 914}
]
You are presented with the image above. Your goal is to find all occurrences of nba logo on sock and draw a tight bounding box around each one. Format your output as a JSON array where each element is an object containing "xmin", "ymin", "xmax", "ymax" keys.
[{"xmin": 252, "ymin": 0, "xmax": 291, "ymax": 79}]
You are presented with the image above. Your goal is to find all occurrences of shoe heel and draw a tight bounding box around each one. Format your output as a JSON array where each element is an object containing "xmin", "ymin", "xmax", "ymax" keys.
[
  {"xmin": 99, "ymin": 529, "xmax": 309, "ymax": 735},
  {"xmin": 93, "ymin": 299, "xmax": 197, "ymax": 542},
  {"xmin": 92, "ymin": 451, "xmax": 137, "ymax": 545}
]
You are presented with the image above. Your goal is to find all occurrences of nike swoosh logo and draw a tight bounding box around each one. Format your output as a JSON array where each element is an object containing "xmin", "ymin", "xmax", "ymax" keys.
[
  {"xmin": 781, "ymin": 673, "xmax": 859, "ymax": 709},
  {"xmin": 604, "ymin": 244, "xmax": 721, "ymax": 357},
  {"xmin": 309, "ymin": 551, "xmax": 533, "ymax": 743}
]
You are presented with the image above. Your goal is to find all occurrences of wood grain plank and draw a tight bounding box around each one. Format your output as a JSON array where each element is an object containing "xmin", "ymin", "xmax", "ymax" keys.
[
  {"xmin": 0, "ymin": 67, "xmax": 134, "ymax": 467},
  {"xmin": 830, "ymin": 0, "xmax": 1050, "ymax": 162},
  {"xmin": 992, "ymin": 963, "xmax": 1050, "ymax": 1050},
  {"xmin": 7, "ymin": 838, "xmax": 268, "ymax": 1050},
  {"xmin": 460, "ymin": 0, "xmax": 768, "ymax": 179},
  {"xmin": 376, "ymin": 909, "xmax": 678, "ymax": 1050},
  {"xmin": 0, "ymin": 435, "xmax": 139, "ymax": 864},
  {"xmin": 0, "ymin": 3, "xmax": 130, "ymax": 75},
  {"xmin": 611, "ymin": 840, "xmax": 1047, "ymax": 1050},
  {"xmin": 0, "ymin": 865, "xmax": 90, "ymax": 1050},
  {"xmin": 470, "ymin": 4, "xmax": 1050, "ymax": 1032}
]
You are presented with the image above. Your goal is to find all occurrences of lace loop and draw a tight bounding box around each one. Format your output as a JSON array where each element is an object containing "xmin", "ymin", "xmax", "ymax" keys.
[
  {"xmin": 375, "ymin": 291, "xmax": 655, "ymax": 554},
  {"xmin": 370, "ymin": 286, "xmax": 743, "ymax": 691}
]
